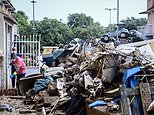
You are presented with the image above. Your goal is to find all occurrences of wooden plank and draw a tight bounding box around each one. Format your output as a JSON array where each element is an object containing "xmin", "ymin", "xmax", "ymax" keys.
[
  {"xmin": 20, "ymin": 74, "xmax": 43, "ymax": 81},
  {"xmin": 149, "ymin": 42, "xmax": 154, "ymax": 53},
  {"xmin": 120, "ymin": 85, "xmax": 131, "ymax": 115},
  {"xmin": 120, "ymin": 84, "xmax": 154, "ymax": 114},
  {"xmin": 42, "ymin": 107, "xmax": 46, "ymax": 115},
  {"xmin": 6, "ymin": 96, "xmax": 25, "ymax": 99},
  {"xmin": 125, "ymin": 86, "xmax": 154, "ymax": 96},
  {"xmin": 139, "ymin": 82, "xmax": 152, "ymax": 115},
  {"xmin": 119, "ymin": 39, "xmax": 154, "ymax": 47},
  {"xmin": 19, "ymin": 110, "xmax": 36, "ymax": 114},
  {"xmin": 150, "ymin": 86, "xmax": 154, "ymax": 94},
  {"xmin": 126, "ymin": 87, "xmax": 139, "ymax": 96},
  {"xmin": 131, "ymin": 96, "xmax": 141, "ymax": 115}
]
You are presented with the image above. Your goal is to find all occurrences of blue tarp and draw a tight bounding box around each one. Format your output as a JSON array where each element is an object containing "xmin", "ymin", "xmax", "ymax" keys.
[
  {"xmin": 89, "ymin": 100, "xmax": 107, "ymax": 108},
  {"xmin": 122, "ymin": 66, "xmax": 143, "ymax": 115},
  {"xmin": 122, "ymin": 66, "xmax": 141, "ymax": 88}
]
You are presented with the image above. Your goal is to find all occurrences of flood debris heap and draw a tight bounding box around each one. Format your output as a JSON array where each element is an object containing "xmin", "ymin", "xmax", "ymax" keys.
[{"xmin": 1, "ymin": 38, "xmax": 154, "ymax": 115}]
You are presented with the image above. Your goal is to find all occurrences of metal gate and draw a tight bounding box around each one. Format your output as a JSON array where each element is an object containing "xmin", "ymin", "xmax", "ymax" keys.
[{"xmin": 14, "ymin": 35, "xmax": 41, "ymax": 76}]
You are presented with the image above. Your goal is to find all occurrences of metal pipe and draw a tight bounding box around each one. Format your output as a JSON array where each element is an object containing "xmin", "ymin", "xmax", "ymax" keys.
[
  {"xmin": 38, "ymin": 35, "xmax": 41, "ymax": 73},
  {"xmin": 109, "ymin": 9, "xmax": 111, "ymax": 27}
]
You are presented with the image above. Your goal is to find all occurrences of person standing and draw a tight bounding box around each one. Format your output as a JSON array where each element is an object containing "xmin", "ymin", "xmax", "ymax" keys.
[{"xmin": 11, "ymin": 53, "xmax": 27, "ymax": 95}]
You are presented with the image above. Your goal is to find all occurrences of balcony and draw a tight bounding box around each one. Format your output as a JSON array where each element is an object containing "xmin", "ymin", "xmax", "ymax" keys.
[{"xmin": 144, "ymin": 24, "xmax": 154, "ymax": 37}]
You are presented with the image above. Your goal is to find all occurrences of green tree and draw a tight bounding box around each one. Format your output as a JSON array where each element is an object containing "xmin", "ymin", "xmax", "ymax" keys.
[
  {"xmin": 120, "ymin": 17, "xmax": 147, "ymax": 30},
  {"xmin": 87, "ymin": 22, "xmax": 105, "ymax": 38},
  {"xmin": 67, "ymin": 13, "xmax": 105, "ymax": 40},
  {"xmin": 105, "ymin": 24, "xmax": 117, "ymax": 32},
  {"xmin": 13, "ymin": 11, "xmax": 105, "ymax": 45},
  {"xmin": 72, "ymin": 27, "xmax": 91, "ymax": 39},
  {"xmin": 13, "ymin": 11, "xmax": 31, "ymax": 35},
  {"xmin": 67, "ymin": 13, "xmax": 94, "ymax": 28},
  {"xmin": 35, "ymin": 17, "xmax": 73, "ymax": 46}
]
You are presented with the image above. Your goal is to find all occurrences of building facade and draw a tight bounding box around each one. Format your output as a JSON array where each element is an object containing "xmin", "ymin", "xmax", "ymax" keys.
[
  {"xmin": 140, "ymin": 0, "xmax": 154, "ymax": 39},
  {"xmin": 0, "ymin": 0, "xmax": 18, "ymax": 89}
]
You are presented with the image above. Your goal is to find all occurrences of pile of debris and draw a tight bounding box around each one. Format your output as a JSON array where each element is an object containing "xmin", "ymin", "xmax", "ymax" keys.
[{"xmin": 2, "ymin": 38, "xmax": 154, "ymax": 115}]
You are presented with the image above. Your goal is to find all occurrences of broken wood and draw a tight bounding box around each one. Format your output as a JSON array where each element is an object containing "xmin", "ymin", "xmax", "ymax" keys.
[
  {"xmin": 120, "ymin": 85, "xmax": 131, "ymax": 115},
  {"xmin": 19, "ymin": 110, "xmax": 36, "ymax": 114},
  {"xmin": 6, "ymin": 96, "xmax": 25, "ymax": 99},
  {"xmin": 139, "ymin": 82, "xmax": 152, "ymax": 115},
  {"xmin": 104, "ymin": 88, "xmax": 119, "ymax": 94},
  {"xmin": 50, "ymin": 97, "xmax": 60, "ymax": 114},
  {"xmin": 20, "ymin": 74, "xmax": 43, "ymax": 80},
  {"xmin": 42, "ymin": 107, "xmax": 46, "ymax": 115},
  {"xmin": 119, "ymin": 39, "xmax": 154, "ymax": 47}
]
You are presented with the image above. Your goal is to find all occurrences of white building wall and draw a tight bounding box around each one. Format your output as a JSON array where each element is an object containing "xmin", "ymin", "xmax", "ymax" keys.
[
  {"xmin": 0, "ymin": 14, "xmax": 5, "ymax": 91},
  {"xmin": 0, "ymin": 14, "xmax": 4, "ymax": 52},
  {"xmin": 0, "ymin": 18, "xmax": 15, "ymax": 89},
  {"xmin": 0, "ymin": 0, "xmax": 17, "ymax": 90}
]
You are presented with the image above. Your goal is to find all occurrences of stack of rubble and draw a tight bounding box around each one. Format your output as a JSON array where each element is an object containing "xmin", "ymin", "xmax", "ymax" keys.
[{"xmin": 2, "ymin": 39, "xmax": 154, "ymax": 115}]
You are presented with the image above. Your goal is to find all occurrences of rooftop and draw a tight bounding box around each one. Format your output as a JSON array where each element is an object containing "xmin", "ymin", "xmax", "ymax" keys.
[
  {"xmin": 1, "ymin": 0, "xmax": 15, "ymax": 12},
  {"xmin": 139, "ymin": 4, "xmax": 154, "ymax": 14}
]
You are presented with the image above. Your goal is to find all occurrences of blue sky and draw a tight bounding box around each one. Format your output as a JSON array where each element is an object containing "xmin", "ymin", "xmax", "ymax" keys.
[{"xmin": 12, "ymin": 0, "xmax": 147, "ymax": 27}]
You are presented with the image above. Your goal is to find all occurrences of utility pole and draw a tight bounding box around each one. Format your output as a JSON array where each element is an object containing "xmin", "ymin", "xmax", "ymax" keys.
[
  {"xmin": 116, "ymin": 0, "xmax": 120, "ymax": 43},
  {"xmin": 105, "ymin": 8, "xmax": 117, "ymax": 32},
  {"xmin": 31, "ymin": 0, "xmax": 36, "ymax": 33}
]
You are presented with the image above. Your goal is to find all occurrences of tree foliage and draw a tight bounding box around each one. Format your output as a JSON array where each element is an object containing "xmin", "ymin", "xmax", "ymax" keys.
[
  {"xmin": 67, "ymin": 13, "xmax": 105, "ymax": 39},
  {"xmin": 120, "ymin": 17, "xmax": 147, "ymax": 30},
  {"xmin": 35, "ymin": 17, "xmax": 73, "ymax": 46},
  {"xmin": 67, "ymin": 13, "xmax": 94, "ymax": 28},
  {"xmin": 13, "ymin": 11, "xmax": 31, "ymax": 35},
  {"xmin": 14, "ymin": 11, "xmax": 147, "ymax": 46},
  {"xmin": 14, "ymin": 11, "xmax": 106, "ymax": 46},
  {"xmin": 105, "ymin": 24, "xmax": 117, "ymax": 32}
]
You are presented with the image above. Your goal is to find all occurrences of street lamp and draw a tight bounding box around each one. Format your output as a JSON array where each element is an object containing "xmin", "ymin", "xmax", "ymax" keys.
[
  {"xmin": 105, "ymin": 8, "xmax": 117, "ymax": 31},
  {"xmin": 31, "ymin": 0, "xmax": 36, "ymax": 33}
]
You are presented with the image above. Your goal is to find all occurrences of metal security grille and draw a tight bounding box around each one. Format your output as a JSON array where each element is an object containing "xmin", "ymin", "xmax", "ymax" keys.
[{"xmin": 13, "ymin": 35, "xmax": 41, "ymax": 67}]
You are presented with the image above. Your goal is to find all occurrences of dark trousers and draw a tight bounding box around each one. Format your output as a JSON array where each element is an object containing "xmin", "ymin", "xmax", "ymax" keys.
[
  {"xmin": 16, "ymin": 73, "xmax": 26, "ymax": 95},
  {"xmin": 11, "ymin": 65, "xmax": 16, "ymax": 88},
  {"xmin": 11, "ymin": 77, "xmax": 15, "ymax": 88}
]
